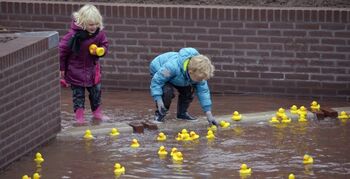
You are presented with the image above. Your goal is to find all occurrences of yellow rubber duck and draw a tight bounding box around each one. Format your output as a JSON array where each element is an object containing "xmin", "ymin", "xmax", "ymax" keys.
[
  {"xmin": 110, "ymin": 128, "xmax": 120, "ymax": 137},
  {"xmin": 338, "ymin": 111, "xmax": 349, "ymax": 120},
  {"xmin": 182, "ymin": 133, "xmax": 192, "ymax": 141},
  {"xmin": 89, "ymin": 44, "xmax": 105, "ymax": 57},
  {"xmin": 158, "ymin": 146, "xmax": 168, "ymax": 156},
  {"xmin": 220, "ymin": 120, "xmax": 230, "ymax": 128},
  {"xmin": 190, "ymin": 131, "xmax": 199, "ymax": 140},
  {"xmin": 231, "ymin": 111, "xmax": 242, "ymax": 121},
  {"xmin": 33, "ymin": 173, "xmax": 40, "ymax": 179},
  {"xmin": 290, "ymin": 105, "xmax": 298, "ymax": 114},
  {"xmin": 303, "ymin": 154, "xmax": 314, "ymax": 164},
  {"xmin": 208, "ymin": 125, "xmax": 217, "ymax": 132},
  {"xmin": 176, "ymin": 133, "xmax": 183, "ymax": 141},
  {"xmin": 276, "ymin": 108, "xmax": 286, "ymax": 118},
  {"xmin": 298, "ymin": 106, "xmax": 308, "ymax": 116},
  {"xmin": 239, "ymin": 163, "xmax": 252, "ymax": 175},
  {"xmin": 298, "ymin": 114, "xmax": 308, "ymax": 122},
  {"xmin": 170, "ymin": 147, "xmax": 178, "ymax": 156},
  {"xmin": 288, "ymin": 173, "xmax": 295, "ymax": 179},
  {"xmin": 130, "ymin": 139, "xmax": 140, "ymax": 148},
  {"xmin": 310, "ymin": 101, "xmax": 320, "ymax": 111},
  {"xmin": 281, "ymin": 115, "xmax": 292, "ymax": 123},
  {"xmin": 269, "ymin": 116, "xmax": 280, "ymax": 123},
  {"xmin": 206, "ymin": 130, "xmax": 215, "ymax": 140},
  {"xmin": 172, "ymin": 151, "xmax": 183, "ymax": 161},
  {"xmin": 181, "ymin": 129, "xmax": 188, "ymax": 134},
  {"xmin": 83, "ymin": 129, "xmax": 94, "ymax": 140},
  {"xmin": 157, "ymin": 132, "xmax": 167, "ymax": 141},
  {"xmin": 34, "ymin": 152, "xmax": 44, "ymax": 167},
  {"xmin": 22, "ymin": 175, "xmax": 31, "ymax": 179},
  {"xmin": 114, "ymin": 163, "xmax": 125, "ymax": 176}
]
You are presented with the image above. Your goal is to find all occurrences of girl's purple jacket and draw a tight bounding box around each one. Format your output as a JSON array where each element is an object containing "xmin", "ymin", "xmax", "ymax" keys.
[{"xmin": 59, "ymin": 22, "xmax": 109, "ymax": 87}]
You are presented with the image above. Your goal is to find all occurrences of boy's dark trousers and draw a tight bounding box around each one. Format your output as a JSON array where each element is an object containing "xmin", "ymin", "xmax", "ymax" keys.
[
  {"xmin": 159, "ymin": 83, "xmax": 196, "ymax": 120},
  {"xmin": 71, "ymin": 83, "xmax": 101, "ymax": 112}
]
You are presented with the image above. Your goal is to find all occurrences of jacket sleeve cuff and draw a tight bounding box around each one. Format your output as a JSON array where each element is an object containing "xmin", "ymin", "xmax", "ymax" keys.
[
  {"xmin": 153, "ymin": 95, "xmax": 162, "ymax": 102},
  {"xmin": 202, "ymin": 106, "xmax": 211, "ymax": 112}
]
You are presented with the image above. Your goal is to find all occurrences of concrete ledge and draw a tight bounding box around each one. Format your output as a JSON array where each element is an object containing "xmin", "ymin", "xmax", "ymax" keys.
[
  {"xmin": 57, "ymin": 122, "xmax": 133, "ymax": 140},
  {"xmin": 57, "ymin": 107, "xmax": 350, "ymax": 140}
]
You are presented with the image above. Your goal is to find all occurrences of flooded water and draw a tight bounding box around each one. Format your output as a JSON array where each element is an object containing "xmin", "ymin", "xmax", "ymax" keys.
[{"xmin": 1, "ymin": 118, "xmax": 350, "ymax": 179}]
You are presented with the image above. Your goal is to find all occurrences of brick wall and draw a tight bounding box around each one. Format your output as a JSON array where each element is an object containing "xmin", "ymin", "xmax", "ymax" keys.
[
  {"xmin": 0, "ymin": 31, "xmax": 60, "ymax": 170},
  {"xmin": 1, "ymin": 1, "xmax": 349, "ymax": 101}
]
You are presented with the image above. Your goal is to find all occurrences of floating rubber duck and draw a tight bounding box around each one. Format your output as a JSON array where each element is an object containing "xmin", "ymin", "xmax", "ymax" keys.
[
  {"xmin": 288, "ymin": 173, "xmax": 295, "ymax": 179},
  {"xmin": 269, "ymin": 116, "xmax": 280, "ymax": 123},
  {"xmin": 89, "ymin": 44, "xmax": 105, "ymax": 56},
  {"xmin": 34, "ymin": 152, "xmax": 44, "ymax": 167},
  {"xmin": 170, "ymin": 147, "xmax": 178, "ymax": 156},
  {"xmin": 239, "ymin": 163, "xmax": 252, "ymax": 175},
  {"xmin": 231, "ymin": 111, "xmax": 242, "ymax": 121},
  {"xmin": 22, "ymin": 175, "xmax": 31, "ymax": 179},
  {"xmin": 157, "ymin": 132, "xmax": 167, "ymax": 141},
  {"xmin": 298, "ymin": 106, "xmax": 308, "ymax": 116},
  {"xmin": 190, "ymin": 131, "xmax": 199, "ymax": 140},
  {"xmin": 303, "ymin": 154, "xmax": 314, "ymax": 164},
  {"xmin": 83, "ymin": 129, "xmax": 94, "ymax": 140},
  {"xmin": 130, "ymin": 139, "xmax": 140, "ymax": 148},
  {"xmin": 176, "ymin": 133, "xmax": 183, "ymax": 141},
  {"xmin": 114, "ymin": 163, "xmax": 125, "ymax": 176},
  {"xmin": 206, "ymin": 130, "xmax": 215, "ymax": 140},
  {"xmin": 172, "ymin": 151, "xmax": 183, "ymax": 162},
  {"xmin": 276, "ymin": 108, "xmax": 286, "ymax": 118},
  {"xmin": 208, "ymin": 125, "xmax": 217, "ymax": 132},
  {"xmin": 33, "ymin": 173, "xmax": 40, "ymax": 179},
  {"xmin": 181, "ymin": 129, "xmax": 188, "ymax": 135},
  {"xmin": 220, "ymin": 120, "xmax": 230, "ymax": 128},
  {"xmin": 110, "ymin": 128, "xmax": 120, "ymax": 137},
  {"xmin": 158, "ymin": 146, "xmax": 168, "ymax": 156},
  {"xmin": 298, "ymin": 114, "xmax": 308, "ymax": 122},
  {"xmin": 338, "ymin": 111, "xmax": 349, "ymax": 120},
  {"xmin": 310, "ymin": 101, "xmax": 320, "ymax": 111},
  {"xmin": 281, "ymin": 115, "xmax": 292, "ymax": 123},
  {"xmin": 182, "ymin": 133, "xmax": 192, "ymax": 141},
  {"xmin": 290, "ymin": 105, "xmax": 298, "ymax": 114}
]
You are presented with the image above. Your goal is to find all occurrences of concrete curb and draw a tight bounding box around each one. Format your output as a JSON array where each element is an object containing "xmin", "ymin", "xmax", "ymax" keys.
[
  {"xmin": 57, "ymin": 122, "xmax": 133, "ymax": 140},
  {"xmin": 57, "ymin": 107, "xmax": 350, "ymax": 139}
]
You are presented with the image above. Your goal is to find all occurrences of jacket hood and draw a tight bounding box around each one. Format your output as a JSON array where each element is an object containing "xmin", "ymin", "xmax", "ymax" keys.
[
  {"xmin": 70, "ymin": 21, "xmax": 83, "ymax": 31},
  {"xmin": 178, "ymin": 47, "xmax": 199, "ymax": 70}
]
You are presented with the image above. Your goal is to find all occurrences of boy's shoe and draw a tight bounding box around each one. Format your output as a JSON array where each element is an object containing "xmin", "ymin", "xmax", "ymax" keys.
[
  {"xmin": 177, "ymin": 112, "xmax": 197, "ymax": 121},
  {"xmin": 153, "ymin": 110, "xmax": 166, "ymax": 123}
]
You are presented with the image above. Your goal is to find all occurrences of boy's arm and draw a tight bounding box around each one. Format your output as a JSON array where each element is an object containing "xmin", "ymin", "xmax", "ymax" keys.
[
  {"xmin": 195, "ymin": 81, "xmax": 218, "ymax": 126},
  {"xmin": 194, "ymin": 81, "xmax": 212, "ymax": 112},
  {"xmin": 150, "ymin": 65, "xmax": 176, "ymax": 102}
]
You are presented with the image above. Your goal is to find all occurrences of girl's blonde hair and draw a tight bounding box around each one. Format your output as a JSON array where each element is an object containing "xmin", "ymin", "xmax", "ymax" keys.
[
  {"xmin": 73, "ymin": 4, "xmax": 104, "ymax": 30},
  {"xmin": 189, "ymin": 55, "xmax": 215, "ymax": 80}
]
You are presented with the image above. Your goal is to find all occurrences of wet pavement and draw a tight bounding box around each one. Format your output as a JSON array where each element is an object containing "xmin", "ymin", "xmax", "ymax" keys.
[{"xmin": 61, "ymin": 88, "xmax": 350, "ymax": 130}]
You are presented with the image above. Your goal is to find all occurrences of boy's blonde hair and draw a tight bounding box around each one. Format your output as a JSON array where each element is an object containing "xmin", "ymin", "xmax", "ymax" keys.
[
  {"xmin": 188, "ymin": 55, "xmax": 215, "ymax": 80},
  {"xmin": 73, "ymin": 4, "xmax": 104, "ymax": 30}
]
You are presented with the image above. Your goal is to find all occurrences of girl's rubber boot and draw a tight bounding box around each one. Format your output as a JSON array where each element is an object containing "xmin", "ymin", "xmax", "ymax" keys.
[
  {"xmin": 75, "ymin": 108, "xmax": 86, "ymax": 124},
  {"xmin": 93, "ymin": 106, "xmax": 110, "ymax": 121}
]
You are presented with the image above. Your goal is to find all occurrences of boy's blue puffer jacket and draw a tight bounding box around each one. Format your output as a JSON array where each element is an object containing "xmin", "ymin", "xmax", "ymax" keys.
[{"xmin": 150, "ymin": 47, "xmax": 212, "ymax": 112}]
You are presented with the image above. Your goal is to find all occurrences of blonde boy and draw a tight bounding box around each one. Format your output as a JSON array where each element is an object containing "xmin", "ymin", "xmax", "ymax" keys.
[{"xmin": 150, "ymin": 48, "xmax": 218, "ymax": 126}]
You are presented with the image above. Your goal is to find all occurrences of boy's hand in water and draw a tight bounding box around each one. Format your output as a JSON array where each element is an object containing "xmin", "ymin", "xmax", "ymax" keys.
[{"xmin": 206, "ymin": 111, "xmax": 218, "ymax": 126}]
